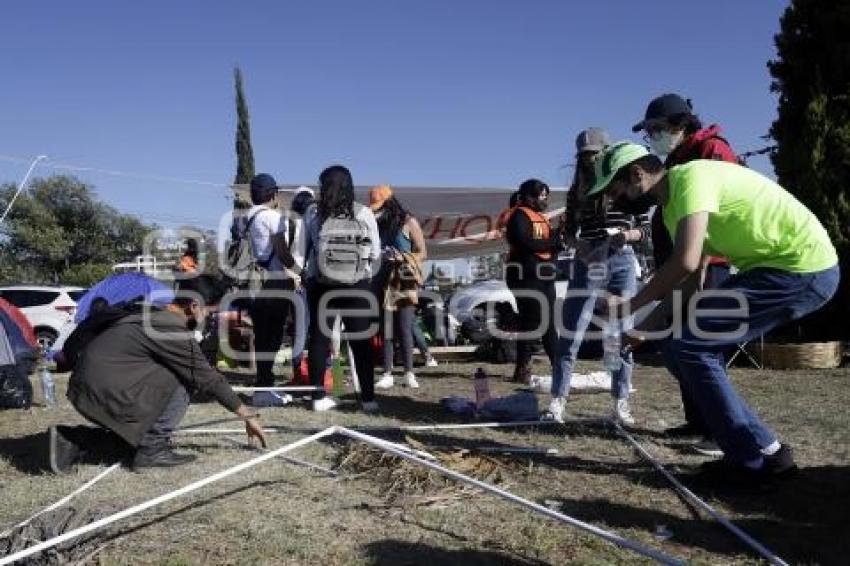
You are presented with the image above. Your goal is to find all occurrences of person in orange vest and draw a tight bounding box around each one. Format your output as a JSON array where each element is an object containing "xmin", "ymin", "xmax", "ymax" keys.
[{"xmin": 504, "ymin": 179, "xmax": 559, "ymax": 384}]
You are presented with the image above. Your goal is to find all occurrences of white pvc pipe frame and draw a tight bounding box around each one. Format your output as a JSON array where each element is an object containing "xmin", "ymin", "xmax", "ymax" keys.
[
  {"xmin": 0, "ymin": 464, "xmax": 121, "ymax": 539},
  {"xmin": 0, "ymin": 426, "xmax": 683, "ymax": 565},
  {"xmin": 611, "ymin": 421, "xmax": 788, "ymax": 566}
]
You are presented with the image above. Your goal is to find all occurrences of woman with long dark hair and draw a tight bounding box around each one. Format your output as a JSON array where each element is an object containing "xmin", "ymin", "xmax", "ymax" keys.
[
  {"xmin": 303, "ymin": 166, "xmax": 381, "ymax": 412},
  {"xmin": 369, "ymin": 186, "xmax": 428, "ymax": 390}
]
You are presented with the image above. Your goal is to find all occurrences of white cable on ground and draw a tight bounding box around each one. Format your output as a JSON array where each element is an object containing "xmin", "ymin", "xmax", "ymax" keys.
[
  {"xmin": 611, "ymin": 421, "xmax": 788, "ymax": 566},
  {"xmin": 0, "ymin": 464, "xmax": 121, "ymax": 538},
  {"xmin": 336, "ymin": 427, "xmax": 684, "ymax": 565},
  {"xmin": 0, "ymin": 427, "xmax": 338, "ymax": 566}
]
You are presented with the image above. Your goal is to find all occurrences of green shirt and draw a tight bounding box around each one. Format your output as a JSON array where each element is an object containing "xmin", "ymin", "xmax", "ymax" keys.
[{"xmin": 663, "ymin": 160, "xmax": 837, "ymax": 273}]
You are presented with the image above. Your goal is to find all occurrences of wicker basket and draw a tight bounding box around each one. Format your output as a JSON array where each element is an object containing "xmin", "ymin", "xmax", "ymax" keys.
[{"xmin": 757, "ymin": 341, "xmax": 844, "ymax": 370}]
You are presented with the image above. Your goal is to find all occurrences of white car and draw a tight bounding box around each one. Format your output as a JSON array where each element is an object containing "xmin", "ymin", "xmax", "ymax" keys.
[{"xmin": 0, "ymin": 285, "xmax": 87, "ymax": 350}]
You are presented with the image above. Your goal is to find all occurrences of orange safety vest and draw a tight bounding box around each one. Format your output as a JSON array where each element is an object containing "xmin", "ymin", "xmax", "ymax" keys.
[{"xmin": 509, "ymin": 206, "xmax": 553, "ymax": 261}]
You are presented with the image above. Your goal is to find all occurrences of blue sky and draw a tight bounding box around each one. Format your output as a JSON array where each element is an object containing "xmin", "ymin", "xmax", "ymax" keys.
[{"xmin": 2, "ymin": 0, "xmax": 788, "ymax": 230}]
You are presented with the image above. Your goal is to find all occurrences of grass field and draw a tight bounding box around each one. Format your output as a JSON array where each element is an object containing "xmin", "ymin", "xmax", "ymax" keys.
[{"xmin": 1, "ymin": 358, "xmax": 848, "ymax": 565}]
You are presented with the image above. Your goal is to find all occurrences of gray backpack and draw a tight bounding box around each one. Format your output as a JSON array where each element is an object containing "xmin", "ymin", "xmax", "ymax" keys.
[
  {"xmin": 315, "ymin": 203, "xmax": 373, "ymax": 285},
  {"xmin": 225, "ymin": 209, "xmax": 270, "ymax": 294}
]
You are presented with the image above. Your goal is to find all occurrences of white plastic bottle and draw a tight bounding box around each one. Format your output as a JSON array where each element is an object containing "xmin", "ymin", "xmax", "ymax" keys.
[
  {"xmin": 602, "ymin": 323, "xmax": 622, "ymax": 372},
  {"xmin": 41, "ymin": 365, "xmax": 56, "ymax": 408}
]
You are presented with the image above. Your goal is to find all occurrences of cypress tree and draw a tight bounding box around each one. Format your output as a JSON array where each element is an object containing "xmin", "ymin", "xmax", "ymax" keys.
[
  {"xmin": 767, "ymin": 0, "xmax": 850, "ymax": 339},
  {"xmin": 234, "ymin": 66, "xmax": 255, "ymax": 185}
]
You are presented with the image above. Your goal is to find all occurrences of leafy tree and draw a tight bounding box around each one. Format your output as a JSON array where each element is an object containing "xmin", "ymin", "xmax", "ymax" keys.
[
  {"xmin": 768, "ymin": 0, "xmax": 850, "ymax": 254},
  {"xmin": 234, "ymin": 66, "xmax": 255, "ymax": 185},
  {"xmin": 0, "ymin": 175, "xmax": 154, "ymax": 285},
  {"xmin": 767, "ymin": 0, "xmax": 850, "ymax": 340}
]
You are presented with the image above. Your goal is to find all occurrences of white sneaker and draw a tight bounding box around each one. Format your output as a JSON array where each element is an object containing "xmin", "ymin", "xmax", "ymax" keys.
[
  {"xmin": 375, "ymin": 373, "xmax": 394, "ymax": 389},
  {"xmin": 312, "ymin": 397, "xmax": 337, "ymax": 412},
  {"xmin": 403, "ymin": 371, "xmax": 419, "ymax": 388},
  {"xmin": 425, "ymin": 355, "xmax": 439, "ymax": 367},
  {"xmin": 612, "ymin": 399, "xmax": 635, "ymax": 426},
  {"xmin": 547, "ymin": 397, "xmax": 566, "ymax": 423},
  {"xmin": 362, "ymin": 400, "xmax": 379, "ymax": 414}
]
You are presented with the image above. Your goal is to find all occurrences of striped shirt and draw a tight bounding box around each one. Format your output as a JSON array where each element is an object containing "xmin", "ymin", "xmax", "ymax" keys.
[{"xmin": 564, "ymin": 183, "xmax": 650, "ymax": 242}]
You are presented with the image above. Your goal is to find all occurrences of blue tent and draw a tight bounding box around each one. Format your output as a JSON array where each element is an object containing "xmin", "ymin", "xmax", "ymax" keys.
[{"xmin": 75, "ymin": 273, "xmax": 174, "ymax": 322}]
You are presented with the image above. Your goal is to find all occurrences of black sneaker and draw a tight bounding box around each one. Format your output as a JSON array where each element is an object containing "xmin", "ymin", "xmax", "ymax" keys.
[
  {"xmin": 663, "ymin": 424, "xmax": 703, "ymax": 438},
  {"xmin": 132, "ymin": 448, "xmax": 197, "ymax": 471},
  {"xmin": 761, "ymin": 444, "xmax": 797, "ymax": 478},
  {"xmin": 48, "ymin": 425, "xmax": 81, "ymax": 474}
]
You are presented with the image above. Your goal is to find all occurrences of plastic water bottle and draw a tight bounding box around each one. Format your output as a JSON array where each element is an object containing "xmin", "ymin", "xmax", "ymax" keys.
[
  {"xmin": 602, "ymin": 324, "xmax": 622, "ymax": 372},
  {"xmin": 41, "ymin": 365, "xmax": 56, "ymax": 408},
  {"xmin": 473, "ymin": 368, "xmax": 491, "ymax": 408}
]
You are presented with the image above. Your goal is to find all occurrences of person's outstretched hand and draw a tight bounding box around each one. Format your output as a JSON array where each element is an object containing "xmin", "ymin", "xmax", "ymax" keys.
[{"xmin": 244, "ymin": 416, "xmax": 268, "ymax": 449}]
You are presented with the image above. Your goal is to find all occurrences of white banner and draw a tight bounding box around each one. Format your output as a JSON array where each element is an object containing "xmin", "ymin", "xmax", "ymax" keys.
[{"xmin": 234, "ymin": 184, "xmax": 567, "ymax": 260}]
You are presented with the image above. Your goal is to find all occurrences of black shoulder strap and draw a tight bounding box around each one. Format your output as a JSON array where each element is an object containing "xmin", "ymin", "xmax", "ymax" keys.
[
  {"xmin": 287, "ymin": 216, "xmax": 296, "ymax": 250},
  {"xmin": 240, "ymin": 208, "xmax": 265, "ymax": 239}
]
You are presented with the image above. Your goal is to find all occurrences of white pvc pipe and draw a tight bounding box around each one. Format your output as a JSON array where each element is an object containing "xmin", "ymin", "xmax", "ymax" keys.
[
  {"xmin": 0, "ymin": 463, "xmax": 120, "ymax": 538},
  {"xmin": 174, "ymin": 428, "xmax": 286, "ymax": 435},
  {"xmin": 611, "ymin": 422, "xmax": 788, "ymax": 566},
  {"xmin": 231, "ymin": 386, "xmax": 320, "ymax": 392},
  {"xmin": 221, "ymin": 436, "xmax": 337, "ymax": 477},
  {"xmin": 402, "ymin": 419, "xmax": 564, "ymax": 431},
  {"xmin": 0, "ymin": 427, "xmax": 338, "ymax": 566},
  {"xmin": 336, "ymin": 427, "xmax": 683, "ymax": 565}
]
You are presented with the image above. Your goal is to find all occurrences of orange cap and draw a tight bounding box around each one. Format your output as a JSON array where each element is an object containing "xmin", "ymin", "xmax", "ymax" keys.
[{"xmin": 369, "ymin": 184, "xmax": 393, "ymax": 211}]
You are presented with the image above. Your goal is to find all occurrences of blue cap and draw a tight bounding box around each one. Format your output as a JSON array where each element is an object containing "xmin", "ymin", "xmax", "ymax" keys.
[{"xmin": 250, "ymin": 173, "xmax": 278, "ymax": 204}]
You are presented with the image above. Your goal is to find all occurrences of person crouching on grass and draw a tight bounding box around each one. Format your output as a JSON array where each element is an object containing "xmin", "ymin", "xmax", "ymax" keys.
[
  {"xmin": 48, "ymin": 275, "xmax": 268, "ymax": 474},
  {"xmin": 587, "ymin": 141, "xmax": 839, "ymax": 484}
]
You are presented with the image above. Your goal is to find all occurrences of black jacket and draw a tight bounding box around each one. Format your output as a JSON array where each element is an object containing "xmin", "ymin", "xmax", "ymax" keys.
[
  {"xmin": 505, "ymin": 207, "xmax": 557, "ymax": 285},
  {"xmin": 67, "ymin": 309, "xmax": 241, "ymax": 446}
]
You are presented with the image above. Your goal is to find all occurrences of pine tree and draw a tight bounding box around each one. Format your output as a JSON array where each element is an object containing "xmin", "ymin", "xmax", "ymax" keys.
[{"xmin": 234, "ymin": 66, "xmax": 255, "ymax": 185}]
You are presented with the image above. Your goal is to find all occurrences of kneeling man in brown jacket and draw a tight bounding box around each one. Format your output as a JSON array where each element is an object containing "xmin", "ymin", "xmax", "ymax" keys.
[{"xmin": 49, "ymin": 275, "xmax": 267, "ymax": 473}]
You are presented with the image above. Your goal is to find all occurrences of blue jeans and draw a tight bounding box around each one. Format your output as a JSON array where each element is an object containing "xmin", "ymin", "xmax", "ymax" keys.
[
  {"xmin": 664, "ymin": 265, "xmax": 840, "ymax": 468},
  {"xmin": 552, "ymin": 244, "xmax": 637, "ymax": 400}
]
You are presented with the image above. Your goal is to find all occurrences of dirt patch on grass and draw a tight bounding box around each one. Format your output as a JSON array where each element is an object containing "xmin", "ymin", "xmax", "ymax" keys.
[{"xmin": 1, "ymin": 359, "xmax": 848, "ymax": 564}]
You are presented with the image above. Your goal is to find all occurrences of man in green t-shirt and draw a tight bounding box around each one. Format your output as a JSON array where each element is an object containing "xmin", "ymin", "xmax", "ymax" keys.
[{"xmin": 586, "ymin": 142, "xmax": 839, "ymax": 483}]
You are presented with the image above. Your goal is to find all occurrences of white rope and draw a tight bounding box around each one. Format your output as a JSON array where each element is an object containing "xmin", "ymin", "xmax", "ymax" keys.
[
  {"xmin": 0, "ymin": 427, "xmax": 337, "ymax": 566},
  {"xmin": 335, "ymin": 427, "xmax": 683, "ymax": 565},
  {"xmin": 0, "ymin": 155, "xmax": 47, "ymax": 225},
  {"xmin": 611, "ymin": 421, "xmax": 788, "ymax": 566},
  {"xmin": 0, "ymin": 464, "xmax": 120, "ymax": 538}
]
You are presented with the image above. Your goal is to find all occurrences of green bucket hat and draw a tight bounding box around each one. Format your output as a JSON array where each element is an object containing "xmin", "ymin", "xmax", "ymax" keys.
[{"xmin": 586, "ymin": 141, "xmax": 650, "ymax": 197}]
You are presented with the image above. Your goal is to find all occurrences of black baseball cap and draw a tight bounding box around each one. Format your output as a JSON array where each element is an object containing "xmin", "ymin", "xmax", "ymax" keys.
[{"xmin": 632, "ymin": 94, "xmax": 693, "ymax": 132}]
